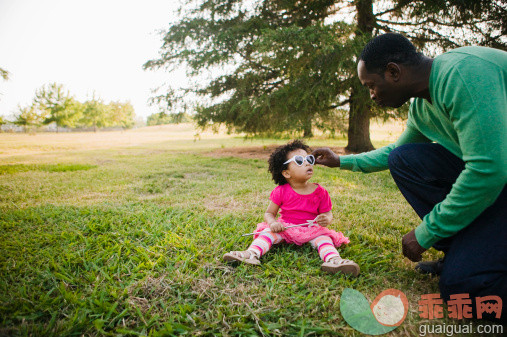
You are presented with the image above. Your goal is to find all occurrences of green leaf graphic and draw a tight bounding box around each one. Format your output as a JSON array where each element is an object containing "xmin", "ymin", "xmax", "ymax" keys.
[{"xmin": 340, "ymin": 288, "xmax": 397, "ymax": 335}]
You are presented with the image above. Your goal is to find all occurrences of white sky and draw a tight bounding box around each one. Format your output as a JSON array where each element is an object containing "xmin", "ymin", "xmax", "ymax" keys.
[{"xmin": 0, "ymin": 0, "xmax": 184, "ymax": 120}]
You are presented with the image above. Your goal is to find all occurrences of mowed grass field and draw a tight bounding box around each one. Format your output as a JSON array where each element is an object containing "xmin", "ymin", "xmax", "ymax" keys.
[{"xmin": 1, "ymin": 122, "xmax": 468, "ymax": 336}]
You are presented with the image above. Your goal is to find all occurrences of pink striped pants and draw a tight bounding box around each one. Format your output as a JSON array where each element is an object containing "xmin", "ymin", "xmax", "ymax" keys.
[{"xmin": 248, "ymin": 229, "xmax": 340, "ymax": 262}]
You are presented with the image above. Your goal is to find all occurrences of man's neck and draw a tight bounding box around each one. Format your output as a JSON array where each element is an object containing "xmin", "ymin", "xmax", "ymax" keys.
[{"xmin": 409, "ymin": 57, "xmax": 434, "ymax": 103}]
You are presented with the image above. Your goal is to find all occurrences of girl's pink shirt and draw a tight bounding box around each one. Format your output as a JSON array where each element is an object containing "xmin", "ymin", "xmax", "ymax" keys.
[{"xmin": 270, "ymin": 183, "xmax": 332, "ymax": 225}]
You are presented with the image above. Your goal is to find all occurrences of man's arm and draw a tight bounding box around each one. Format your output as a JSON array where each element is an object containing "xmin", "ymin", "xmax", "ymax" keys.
[{"xmin": 313, "ymin": 123, "xmax": 431, "ymax": 172}]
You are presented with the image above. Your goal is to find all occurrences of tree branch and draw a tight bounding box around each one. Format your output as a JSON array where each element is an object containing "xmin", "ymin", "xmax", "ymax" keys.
[{"xmin": 327, "ymin": 99, "xmax": 350, "ymax": 110}]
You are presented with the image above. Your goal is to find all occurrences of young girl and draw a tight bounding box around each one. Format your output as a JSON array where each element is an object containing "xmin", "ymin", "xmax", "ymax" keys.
[{"xmin": 223, "ymin": 140, "xmax": 360, "ymax": 276}]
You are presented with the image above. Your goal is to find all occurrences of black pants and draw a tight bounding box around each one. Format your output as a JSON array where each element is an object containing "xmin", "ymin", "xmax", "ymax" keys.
[{"xmin": 388, "ymin": 143, "xmax": 507, "ymax": 323}]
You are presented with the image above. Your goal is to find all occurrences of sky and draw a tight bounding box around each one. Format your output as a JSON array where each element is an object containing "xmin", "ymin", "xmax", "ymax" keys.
[{"xmin": 0, "ymin": 0, "xmax": 184, "ymax": 120}]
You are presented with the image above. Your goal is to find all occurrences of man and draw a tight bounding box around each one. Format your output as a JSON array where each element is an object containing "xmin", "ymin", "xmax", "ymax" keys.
[{"xmin": 313, "ymin": 33, "xmax": 506, "ymax": 322}]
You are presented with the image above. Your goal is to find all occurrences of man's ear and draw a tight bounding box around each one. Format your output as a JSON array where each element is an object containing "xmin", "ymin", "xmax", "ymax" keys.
[
  {"xmin": 385, "ymin": 62, "xmax": 401, "ymax": 82},
  {"xmin": 282, "ymin": 170, "xmax": 291, "ymax": 179}
]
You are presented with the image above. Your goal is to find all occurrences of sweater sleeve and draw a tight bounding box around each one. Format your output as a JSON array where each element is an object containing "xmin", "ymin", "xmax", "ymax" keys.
[
  {"xmin": 415, "ymin": 60, "xmax": 507, "ymax": 249},
  {"xmin": 339, "ymin": 123, "xmax": 431, "ymax": 173}
]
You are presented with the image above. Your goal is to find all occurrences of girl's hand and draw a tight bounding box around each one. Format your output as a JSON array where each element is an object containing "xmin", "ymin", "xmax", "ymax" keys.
[
  {"xmin": 269, "ymin": 221, "xmax": 285, "ymax": 233},
  {"xmin": 314, "ymin": 214, "xmax": 332, "ymax": 227}
]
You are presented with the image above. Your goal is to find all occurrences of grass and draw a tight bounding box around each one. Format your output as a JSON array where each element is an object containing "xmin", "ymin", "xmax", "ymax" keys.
[
  {"xmin": 0, "ymin": 163, "xmax": 97, "ymax": 175},
  {"xmin": 0, "ymin": 122, "xmax": 493, "ymax": 336}
]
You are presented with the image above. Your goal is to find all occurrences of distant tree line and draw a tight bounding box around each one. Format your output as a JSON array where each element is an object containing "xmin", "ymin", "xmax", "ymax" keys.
[
  {"xmin": 146, "ymin": 111, "xmax": 193, "ymax": 126},
  {"xmin": 7, "ymin": 83, "xmax": 135, "ymax": 132}
]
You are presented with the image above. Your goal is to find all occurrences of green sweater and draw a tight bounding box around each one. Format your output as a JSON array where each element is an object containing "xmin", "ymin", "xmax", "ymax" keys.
[{"xmin": 340, "ymin": 46, "xmax": 507, "ymax": 249}]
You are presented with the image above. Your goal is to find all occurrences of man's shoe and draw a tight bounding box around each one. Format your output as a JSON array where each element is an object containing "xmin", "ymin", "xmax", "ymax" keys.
[{"xmin": 415, "ymin": 258, "xmax": 444, "ymax": 276}]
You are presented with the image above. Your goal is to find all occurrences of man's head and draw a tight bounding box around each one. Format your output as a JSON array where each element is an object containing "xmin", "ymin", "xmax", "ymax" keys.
[{"xmin": 358, "ymin": 33, "xmax": 424, "ymax": 108}]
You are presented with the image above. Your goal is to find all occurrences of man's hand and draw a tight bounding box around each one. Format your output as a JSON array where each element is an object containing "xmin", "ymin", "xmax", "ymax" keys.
[
  {"xmin": 402, "ymin": 229, "xmax": 426, "ymax": 262},
  {"xmin": 269, "ymin": 221, "xmax": 285, "ymax": 233},
  {"xmin": 314, "ymin": 214, "xmax": 332, "ymax": 227},
  {"xmin": 312, "ymin": 148, "xmax": 340, "ymax": 167}
]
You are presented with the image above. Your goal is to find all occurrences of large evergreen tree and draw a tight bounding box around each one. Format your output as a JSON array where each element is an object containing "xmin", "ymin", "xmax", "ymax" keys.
[{"xmin": 146, "ymin": 0, "xmax": 505, "ymax": 152}]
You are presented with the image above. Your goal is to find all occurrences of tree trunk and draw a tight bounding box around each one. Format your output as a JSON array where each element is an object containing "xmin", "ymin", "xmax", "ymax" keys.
[
  {"xmin": 345, "ymin": 0, "xmax": 375, "ymax": 153},
  {"xmin": 303, "ymin": 118, "xmax": 313, "ymax": 138},
  {"xmin": 356, "ymin": 0, "xmax": 375, "ymax": 33},
  {"xmin": 346, "ymin": 85, "xmax": 374, "ymax": 153}
]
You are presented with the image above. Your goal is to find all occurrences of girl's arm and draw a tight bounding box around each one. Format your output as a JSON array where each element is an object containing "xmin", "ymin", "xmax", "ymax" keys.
[
  {"xmin": 315, "ymin": 211, "xmax": 333, "ymax": 227},
  {"xmin": 264, "ymin": 201, "xmax": 285, "ymax": 232}
]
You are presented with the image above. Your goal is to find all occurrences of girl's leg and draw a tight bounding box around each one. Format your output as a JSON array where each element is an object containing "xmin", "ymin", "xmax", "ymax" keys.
[
  {"xmin": 310, "ymin": 235, "xmax": 360, "ymax": 276},
  {"xmin": 309, "ymin": 235, "xmax": 340, "ymax": 262},
  {"xmin": 223, "ymin": 229, "xmax": 283, "ymax": 265},
  {"xmin": 248, "ymin": 229, "xmax": 284, "ymax": 257}
]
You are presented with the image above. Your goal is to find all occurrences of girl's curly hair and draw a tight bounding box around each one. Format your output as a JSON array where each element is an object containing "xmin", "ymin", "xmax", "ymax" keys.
[{"xmin": 268, "ymin": 139, "xmax": 311, "ymax": 185}]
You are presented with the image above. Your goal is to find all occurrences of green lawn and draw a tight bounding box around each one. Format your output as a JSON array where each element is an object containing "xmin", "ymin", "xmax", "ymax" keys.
[{"xmin": 0, "ymin": 125, "xmax": 477, "ymax": 336}]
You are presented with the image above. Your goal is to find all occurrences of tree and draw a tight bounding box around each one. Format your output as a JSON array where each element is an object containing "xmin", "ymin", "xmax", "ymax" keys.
[
  {"xmin": 13, "ymin": 104, "xmax": 45, "ymax": 132},
  {"xmin": 146, "ymin": 0, "xmax": 506, "ymax": 152},
  {"xmin": 64, "ymin": 99, "xmax": 86, "ymax": 128},
  {"xmin": 146, "ymin": 0, "xmax": 362, "ymax": 139},
  {"xmin": 108, "ymin": 101, "xmax": 135, "ymax": 129},
  {"xmin": 344, "ymin": 0, "xmax": 505, "ymax": 150},
  {"xmin": 373, "ymin": 0, "xmax": 506, "ymax": 51},
  {"xmin": 80, "ymin": 98, "xmax": 109, "ymax": 132},
  {"xmin": 147, "ymin": 111, "xmax": 192, "ymax": 126},
  {"xmin": 33, "ymin": 83, "xmax": 79, "ymax": 132}
]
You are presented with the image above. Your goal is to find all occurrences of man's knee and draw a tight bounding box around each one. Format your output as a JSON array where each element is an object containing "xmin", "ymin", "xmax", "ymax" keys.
[
  {"xmin": 387, "ymin": 144, "xmax": 416, "ymax": 176},
  {"xmin": 388, "ymin": 145, "xmax": 405, "ymax": 170}
]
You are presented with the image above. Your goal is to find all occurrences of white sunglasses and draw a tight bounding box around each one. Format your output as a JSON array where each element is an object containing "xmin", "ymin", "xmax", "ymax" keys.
[{"xmin": 283, "ymin": 154, "xmax": 315, "ymax": 166}]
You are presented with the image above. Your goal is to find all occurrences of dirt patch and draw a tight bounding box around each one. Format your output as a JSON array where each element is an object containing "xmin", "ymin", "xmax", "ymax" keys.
[{"xmin": 207, "ymin": 145, "xmax": 348, "ymax": 160}]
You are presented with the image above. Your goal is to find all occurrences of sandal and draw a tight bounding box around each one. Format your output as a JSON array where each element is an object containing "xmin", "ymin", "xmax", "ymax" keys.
[
  {"xmin": 321, "ymin": 257, "xmax": 360, "ymax": 276},
  {"xmin": 223, "ymin": 250, "xmax": 261, "ymax": 266}
]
